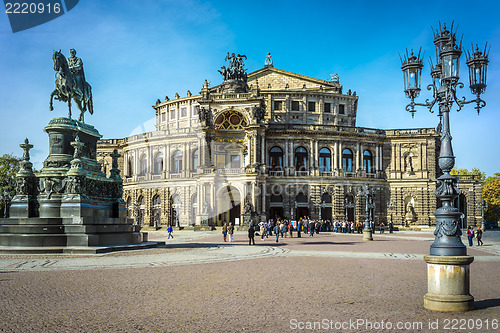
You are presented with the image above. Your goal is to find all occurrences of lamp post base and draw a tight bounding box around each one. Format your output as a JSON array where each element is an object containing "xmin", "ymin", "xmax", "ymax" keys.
[
  {"xmin": 362, "ymin": 229, "xmax": 373, "ymax": 241},
  {"xmin": 424, "ymin": 255, "xmax": 474, "ymax": 312}
]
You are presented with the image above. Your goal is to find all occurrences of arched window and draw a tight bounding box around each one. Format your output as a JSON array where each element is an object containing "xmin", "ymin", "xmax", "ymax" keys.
[
  {"xmin": 172, "ymin": 194, "xmax": 181, "ymax": 227},
  {"xmin": 138, "ymin": 196, "xmax": 145, "ymax": 226},
  {"xmin": 319, "ymin": 147, "xmax": 331, "ymax": 172},
  {"xmin": 363, "ymin": 150, "xmax": 373, "ymax": 173},
  {"xmin": 154, "ymin": 152, "xmax": 163, "ymax": 175},
  {"xmin": 191, "ymin": 194, "xmax": 198, "ymax": 224},
  {"xmin": 321, "ymin": 193, "xmax": 332, "ymax": 203},
  {"xmin": 173, "ymin": 150, "xmax": 182, "ymax": 173},
  {"xmin": 294, "ymin": 147, "xmax": 308, "ymax": 171},
  {"xmin": 192, "ymin": 149, "xmax": 199, "ymax": 171},
  {"xmin": 296, "ymin": 193, "xmax": 308, "ymax": 203},
  {"xmin": 270, "ymin": 194, "xmax": 283, "ymax": 202},
  {"xmin": 342, "ymin": 148, "xmax": 353, "ymax": 173},
  {"xmin": 214, "ymin": 110, "xmax": 248, "ymax": 130},
  {"xmin": 269, "ymin": 146, "xmax": 283, "ymax": 170},
  {"xmin": 126, "ymin": 197, "xmax": 132, "ymax": 218},
  {"xmin": 127, "ymin": 157, "xmax": 134, "ymax": 177},
  {"xmin": 139, "ymin": 154, "xmax": 147, "ymax": 176},
  {"xmin": 152, "ymin": 195, "xmax": 161, "ymax": 227}
]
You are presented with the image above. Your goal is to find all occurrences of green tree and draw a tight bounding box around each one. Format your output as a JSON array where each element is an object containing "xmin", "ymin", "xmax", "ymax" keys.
[
  {"xmin": 450, "ymin": 167, "xmax": 486, "ymax": 181},
  {"xmin": 483, "ymin": 173, "xmax": 500, "ymax": 223},
  {"xmin": 0, "ymin": 154, "xmax": 20, "ymax": 217}
]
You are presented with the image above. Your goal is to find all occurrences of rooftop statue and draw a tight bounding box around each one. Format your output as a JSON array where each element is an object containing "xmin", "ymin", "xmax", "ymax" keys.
[
  {"xmin": 265, "ymin": 52, "xmax": 273, "ymax": 67},
  {"xmin": 50, "ymin": 49, "xmax": 93, "ymax": 123},
  {"xmin": 221, "ymin": 52, "xmax": 248, "ymax": 82}
]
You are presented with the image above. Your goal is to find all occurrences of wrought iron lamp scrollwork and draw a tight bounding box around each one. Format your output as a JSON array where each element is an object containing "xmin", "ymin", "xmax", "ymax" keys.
[{"xmin": 400, "ymin": 22, "xmax": 490, "ymax": 256}]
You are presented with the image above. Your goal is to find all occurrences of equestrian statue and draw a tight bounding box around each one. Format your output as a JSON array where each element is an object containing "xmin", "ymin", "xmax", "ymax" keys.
[{"xmin": 50, "ymin": 49, "xmax": 93, "ymax": 123}]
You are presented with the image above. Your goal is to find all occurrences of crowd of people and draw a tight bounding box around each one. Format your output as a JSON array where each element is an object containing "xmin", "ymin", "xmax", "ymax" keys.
[{"xmin": 214, "ymin": 218, "xmax": 486, "ymax": 246}]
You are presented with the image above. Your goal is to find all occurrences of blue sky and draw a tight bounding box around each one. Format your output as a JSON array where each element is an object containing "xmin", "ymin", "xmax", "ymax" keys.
[{"xmin": 1, "ymin": 0, "xmax": 499, "ymax": 176}]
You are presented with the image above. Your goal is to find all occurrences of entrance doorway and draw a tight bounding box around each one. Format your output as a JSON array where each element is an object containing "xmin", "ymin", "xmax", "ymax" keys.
[
  {"xmin": 321, "ymin": 193, "xmax": 333, "ymax": 222},
  {"xmin": 217, "ymin": 185, "xmax": 241, "ymax": 226},
  {"xmin": 345, "ymin": 194, "xmax": 355, "ymax": 222},
  {"xmin": 269, "ymin": 207, "xmax": 283, "ymax": 219},
  {"xmin": 296, "ymin": 207, "xmax": 309, "ymax": 220}
]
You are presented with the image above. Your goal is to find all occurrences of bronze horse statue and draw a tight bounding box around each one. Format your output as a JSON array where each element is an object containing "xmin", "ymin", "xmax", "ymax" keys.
[{"xmin": 49, "ymin": 50, "xmax": 93, "ymax": 122}]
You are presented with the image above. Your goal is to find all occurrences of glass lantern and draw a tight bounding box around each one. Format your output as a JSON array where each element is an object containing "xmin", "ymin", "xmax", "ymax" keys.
[
  {"xmin": 466, "ymin": 44, "xmax": 489, "ymax": 96},
  {"xmin": 401, "ymin": 49, "xmax": 423, "ymax": 99}
]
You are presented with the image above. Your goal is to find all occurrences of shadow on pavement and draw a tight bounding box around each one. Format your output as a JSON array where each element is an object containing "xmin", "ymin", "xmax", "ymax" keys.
[
  {"xmin": 474, "ymin": 298, "xmax": 500, "ymax": 310},
  {"xmin": 160, "ymin": 243, "xmax": 220, "ymax": 249},
  {"xmin": 295, "ymin": 241, "xmax": 358, "ymax": 246}
]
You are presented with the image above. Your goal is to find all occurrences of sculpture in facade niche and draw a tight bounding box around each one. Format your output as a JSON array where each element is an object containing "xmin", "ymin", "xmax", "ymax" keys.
[{"xmin": 50, "ymin": 49, "xmax": 93, "ymax": 122}]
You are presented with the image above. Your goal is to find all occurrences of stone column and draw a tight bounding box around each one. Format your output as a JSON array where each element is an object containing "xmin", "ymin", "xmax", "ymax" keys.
[
  {"xmin": 261, "ymin": 135, "xmax": 265, "ymax": 166},
  {"xmin": 166, "ymin": 146, "xmax": 170, "ymax": 177},
  {"xmin": 284, "ymin": 139, "xmax": 289, "ymax": 168},
  {"xmin": 262, "ymin": 183, "xmax": 266, "ymax": 217},
  {"xmin": 162, "ymin": 145, "xmax": 167, "ymax": 177},
  {"xmin": 338, "ymin": 142, "xmax": 343, "ymax": 174},
  {"xmin": 356, "ymin": 142, "xmax": 360, "ymax": 173},
  {"xmin": 185, "ymin": 143, "xmax": 190, "ymax": 175},
  {"xmin": 334, "ymin": 141, "xmax": 338, "ymax": 174}
]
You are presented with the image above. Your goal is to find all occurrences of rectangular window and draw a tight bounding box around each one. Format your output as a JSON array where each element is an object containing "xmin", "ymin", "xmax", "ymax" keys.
[
  {"xmin": 273, "ymin": 101, "xmax": 283, "ymax": 111},
  {"xmin": 324, "ymin": 103, "xmax": 331, "ymax": 113},
  {"xmin": 170, "ymin": 109, "xmax": 176, "ymax": 119},
  {"xmin": 291, "ymin": 101, "xmax": 300, "ymax": 111},
  {"xmin": 339, "ymin": 104, "xmax": 345, "ymax": 114},
  {"xmin": 231, "ymin": 155, "xmax": 241, "ymax": 169},
  {"xmin": 181, "ymin": 107, "xmax": 187, "ymax": 117},
  {"xmin": 308, "ymin": 101, "xmax": 316, "ymax": 112},
  {"xmin": 192, "ymin": 106, "xmax": 199, "ymax": 115}
]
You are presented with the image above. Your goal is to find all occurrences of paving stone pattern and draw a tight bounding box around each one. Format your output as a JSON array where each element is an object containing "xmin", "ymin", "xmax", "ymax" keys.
[{"xmin": 0, "ymin": 230, "xmax": 499, "ymax": 332}]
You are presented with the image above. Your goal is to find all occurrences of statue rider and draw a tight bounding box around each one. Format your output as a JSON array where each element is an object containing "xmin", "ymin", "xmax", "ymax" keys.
[{"xmin": 67, "ymin": 49, "xmax": 86, "ymax": 101}]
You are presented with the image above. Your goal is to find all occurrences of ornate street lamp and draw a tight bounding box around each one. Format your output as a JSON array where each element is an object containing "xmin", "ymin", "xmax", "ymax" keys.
[
  {"xmin": 359, "ymin": 185, "xmax": 373, "ymax": 241},
  {"xmin": 400, "ymin": 22, "xmax": 489, "ymax": 312}
]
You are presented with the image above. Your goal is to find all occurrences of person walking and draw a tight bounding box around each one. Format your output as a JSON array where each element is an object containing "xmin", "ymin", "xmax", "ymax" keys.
[
  {"xmin": 248, "ymin": 223, "xmax": 255, "ymax": 245},
  {"xmin": 167, "ymin": 225, "xmax": 174, "ymax": 239},
  {"xmin": 289, "ymin": 222, "xmax": 293, "ymax": 238},
  {"xmin": 274, "ymin": 223, "xmax": 280, "ymax": 243},
  {"xmin": 297, "ymin": 220, "xmax": 302, "ymax": 238},
  {"xmin": 380, "ymin": 222, "xmax": 385, "ymax": 234},
  {"xmin": 309, "ymin": 221, "xmax": 315, "ymax": 237},
  {"xmin": 260, "ymin": 222, "xmax": 267, "ymax": 240},
  {"xmin": 222, "ymin": 222, "xmax": 228, "ymax": 242},
  {"xmin": 228, "ymin": 223, "xmax": 234, "ymax": 242},
  {"xmin": 476, "ymin": 227, "xmax": 483, "ymax": 246},
  {"xmin": 466, "ymin": 226, "xmax": 474, "ymax": 246}
]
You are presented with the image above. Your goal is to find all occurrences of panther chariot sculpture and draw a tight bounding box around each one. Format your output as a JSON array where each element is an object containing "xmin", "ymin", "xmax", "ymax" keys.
[{"xmin": 49, "ymin": 48, "xmax": 93, "ymax": 123}]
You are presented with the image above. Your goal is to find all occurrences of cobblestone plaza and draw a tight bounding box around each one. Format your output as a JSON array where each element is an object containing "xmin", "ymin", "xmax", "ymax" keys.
[{"xmin": 0, "ymin": 230, "xmax": 499, "ymax": 332}]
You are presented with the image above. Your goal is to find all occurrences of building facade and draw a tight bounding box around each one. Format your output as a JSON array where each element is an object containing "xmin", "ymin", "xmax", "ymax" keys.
[{"xmin": 97, "ymin": 55, "xmax": 483, "ymax": 228}]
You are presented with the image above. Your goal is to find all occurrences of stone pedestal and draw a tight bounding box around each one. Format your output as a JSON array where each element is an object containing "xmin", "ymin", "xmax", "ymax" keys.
[
  {"xmin": 424, "ymin": 255, "xmax": 474, "ymax": 312},
  {"xmin": 362, "ymin": 229, "xmax": 373, "ymax": 241},
  {"xmin": 242, "ymin": 214, "xmax": 251, "ymax": 226},
  {"xmin": 0, "ymin": 118, "xmax": 147, "ymax": 251},
  {"xmin": 200, "ymin": 214, "xmax": 210, "ymax": 226}
]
